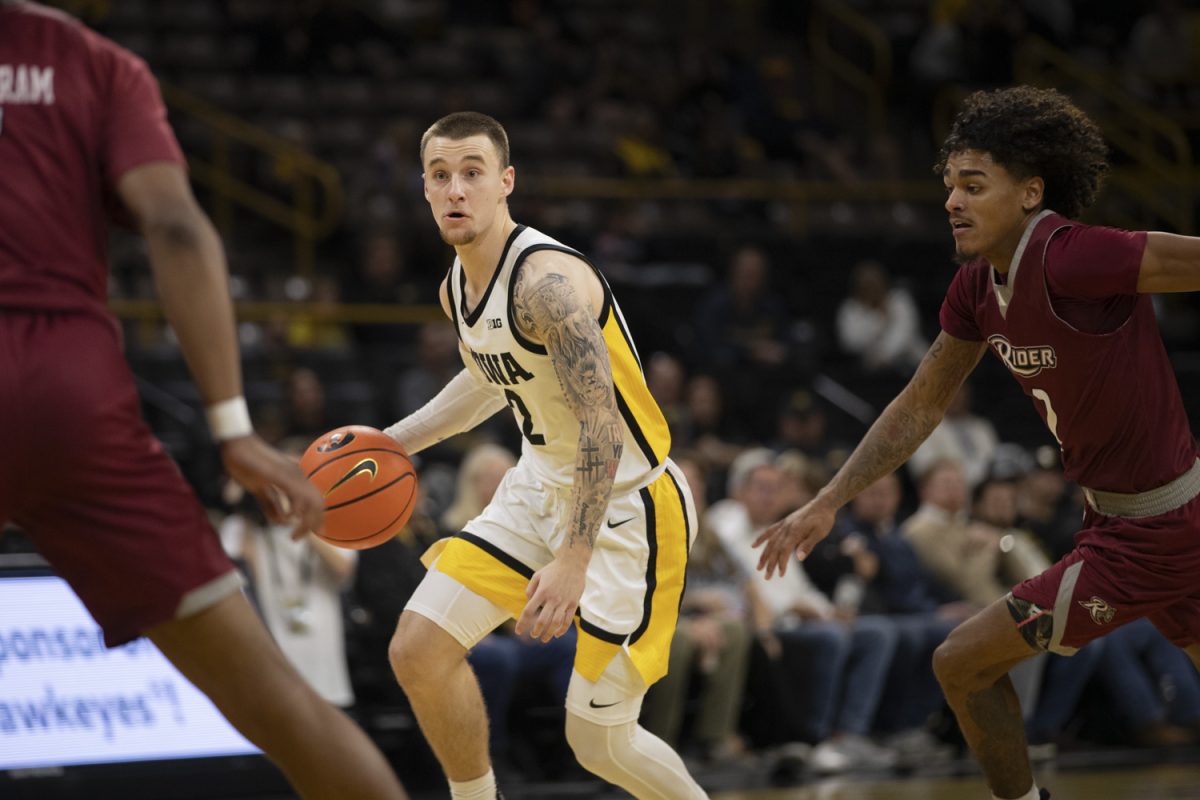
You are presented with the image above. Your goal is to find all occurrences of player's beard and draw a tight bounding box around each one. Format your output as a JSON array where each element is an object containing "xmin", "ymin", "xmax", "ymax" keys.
[
  {"xmin": 439, "ymin": 226, "xmax": 477, "ymax": 246},
  {"xmin": 953, "ymin": 244, "xmax": 976, "ymax": 264}
]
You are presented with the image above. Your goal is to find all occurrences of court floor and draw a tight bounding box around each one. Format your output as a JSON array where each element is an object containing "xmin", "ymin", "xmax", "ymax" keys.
[
  {"xmin": 484, "ymin": 757, "xmax": 1200, "ymax": 800},
  {"xmin": 711, "ymin": 763, "xmax": 1200, "ymax": 799}
]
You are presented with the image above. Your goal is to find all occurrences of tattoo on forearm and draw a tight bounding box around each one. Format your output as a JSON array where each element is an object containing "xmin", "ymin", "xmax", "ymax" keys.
[
  {"xmin": 514, "ymin": 269, "xmax": 623, "ymax": 552},
  {"xmin": 828, "ymin": 332, "xmax": 985, "ymax": 506}
]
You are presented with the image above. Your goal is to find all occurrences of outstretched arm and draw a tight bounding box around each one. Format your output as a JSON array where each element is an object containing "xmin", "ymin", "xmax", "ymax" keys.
[
  {"xmin": 118, "ymin": 162, "xmax": 322, "ymax": 538},
  {"xmin": 755, "ymin": 331, "xmax": 986, "ymax": 577},
  {"xmin": 511, "ymin": 253, "xmax": 623, "ymax": 642},
  {"xmin": 1136, "ymin": 232, "xmax": 1200, "ymax": 293}
]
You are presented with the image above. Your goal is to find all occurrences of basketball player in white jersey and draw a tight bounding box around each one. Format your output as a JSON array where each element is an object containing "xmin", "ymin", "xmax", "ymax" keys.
[{"xmin": 383, "ymin": 112, "xmax": 707, "ymax": 800}]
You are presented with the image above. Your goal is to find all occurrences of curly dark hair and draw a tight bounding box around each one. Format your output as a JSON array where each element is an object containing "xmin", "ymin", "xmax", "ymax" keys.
[{"xmin": 936, "ymin": 86, "xmax": 1109, "ymax": 219}]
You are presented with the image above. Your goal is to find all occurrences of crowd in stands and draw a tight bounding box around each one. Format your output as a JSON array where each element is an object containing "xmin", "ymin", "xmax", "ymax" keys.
[
  {"xmin": 5, "ymin": 0, "xmax": 1200, "ymax": 790},
  {"xmin": 195, "ymin": 388, "xmax": 1200, "ymax": 787}
]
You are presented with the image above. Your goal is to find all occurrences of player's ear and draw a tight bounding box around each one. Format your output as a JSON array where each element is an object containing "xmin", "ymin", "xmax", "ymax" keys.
[
  {"xmin": 501, "ymin": 165, "xmax": 515, "ymax": 200},
  {"xmin": 422, "ymin": 173, "xmax": 430, "ymax": 201},
  {"xmin": 1021, "ymin": 176, "xmax": 1045, "ymax": 214}
]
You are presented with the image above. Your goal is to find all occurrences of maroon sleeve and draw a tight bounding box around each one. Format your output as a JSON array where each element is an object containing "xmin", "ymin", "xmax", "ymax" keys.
[
  {"xmin": 99, "ymin": 37, "xmax": 185, "ymax": 186},
  {"xmin": 1044, "ymin": 224, "xmax": 1146, "ymax": 300},
  {"xmin": 938, "ymin": 265, "xmax": 983, "ymax": 341}
]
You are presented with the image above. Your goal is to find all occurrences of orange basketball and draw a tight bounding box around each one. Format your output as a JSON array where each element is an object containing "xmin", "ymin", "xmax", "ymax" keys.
[{"xmin": 300, "ymin": 425, "xmax": 417, "ymax": 549}]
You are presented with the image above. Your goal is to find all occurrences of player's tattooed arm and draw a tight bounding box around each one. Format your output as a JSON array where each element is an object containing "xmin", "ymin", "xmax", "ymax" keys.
[
  {"xmin": 821, "ymin": 332, "xmax": 986, "ymax": 508},
  {"xmin": 513, "ymin": 266, "xmax": 623, "ymax": 557}
]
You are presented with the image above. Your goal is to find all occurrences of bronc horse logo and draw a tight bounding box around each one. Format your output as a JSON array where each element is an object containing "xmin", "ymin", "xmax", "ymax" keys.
[{"xmin": 1078, "ymin": 596, "xmax": 1116, "ymax": 626}]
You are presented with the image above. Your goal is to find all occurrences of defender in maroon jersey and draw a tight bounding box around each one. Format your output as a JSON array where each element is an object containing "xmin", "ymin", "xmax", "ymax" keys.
[
  {"xmin": 755, "ymin": 86, "xmax": 1200, "ymax": 800},
  {"xmin": 0, "ymin": 4, "xmax": 406, "ymax": 797}
]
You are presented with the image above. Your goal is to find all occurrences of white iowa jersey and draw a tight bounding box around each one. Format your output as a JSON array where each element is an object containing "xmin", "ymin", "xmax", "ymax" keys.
[{"xmin": 448, "ymin": 225, "xmax": 670, "ymax": 493}]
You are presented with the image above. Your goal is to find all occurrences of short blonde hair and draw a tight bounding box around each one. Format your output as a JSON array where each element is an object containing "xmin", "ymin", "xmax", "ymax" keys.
[{"xmin": 420, "ymin": 111, "xmax": 510, "ymax": 167}]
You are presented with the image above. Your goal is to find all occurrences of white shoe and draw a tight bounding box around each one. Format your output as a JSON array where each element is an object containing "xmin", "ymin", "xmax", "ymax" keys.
[
  {"xmin": 809, "ymin": 740, "xmax": 852, "ymax": 774},
  {"xmin": 834, "ymin": 733, "xmax": 898, "ymax": 770}
]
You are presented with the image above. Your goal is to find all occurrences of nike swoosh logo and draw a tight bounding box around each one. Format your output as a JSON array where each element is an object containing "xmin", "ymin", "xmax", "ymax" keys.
[
  {"xmin": 607, "ymin": 516, "xmax": 637, "ymax": 528},
  {"xmin": 325, "ymin": 458, "xmax": 378, "ymax": 496},
  {"xmin": 589, "ymin": 699, "xmax": 621, "ymax": 709}
]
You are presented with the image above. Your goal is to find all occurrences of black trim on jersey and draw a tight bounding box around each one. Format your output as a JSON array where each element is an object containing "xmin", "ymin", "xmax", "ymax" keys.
[
  {"xmin": 583, "ymin": 263, "xmax": 638, "ymax": 372},
  {"xmin": 609, "ymin": 303, "xmax": 643, "ymax": 375},
  {"xmin": 629, "ymin": 486, "xmax": 658, "ymax": 646},
  {"xmin": 445, "ymin": 266, "xmax": 463, "ymax": 341},
  {"xmin": 460, "ymin": 224, "xmax": 526, "ymax": 327},
  {"xmin": 507, "ymin": 243, "xmax": 607, "ymax": 356},
  {"xmin": 615, "ymin": 389, "xmax": 660, "ymax": 468},
  {"xmin": 664, "ymin": 467, "xmax": 691, "ymax": 614},
  {"xmin": 577, "ymin": 617, "xmax": 627, "ymax": 645},
  {"xmin": 455, "ymin": 531, "xmax": 534, "ymax": 579},
  {"xmin": 457, "ymin": 532, "xmax": 628, "ymax": 643},
  {"xmin": 594, "ymin": 271, "xmax": 613, "ymax": 334}
]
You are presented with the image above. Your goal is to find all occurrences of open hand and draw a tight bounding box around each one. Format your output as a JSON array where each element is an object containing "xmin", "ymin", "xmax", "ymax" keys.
[
  {"xmin": 515, "ymin": 556, "xmax": 587, "ymax": 642},
  {"xmin": 219, "ymin": 434, "xmax": 324, "ymax": 540},
  {"xmin": 752, "ymin": 498, "xmax": 837, "ymax": 579}
]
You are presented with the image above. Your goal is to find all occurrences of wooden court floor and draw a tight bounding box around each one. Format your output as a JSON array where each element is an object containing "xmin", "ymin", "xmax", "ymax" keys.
[{"xmin": 711, "ymin": 764, "xmax": 1200, "ymax": 800}]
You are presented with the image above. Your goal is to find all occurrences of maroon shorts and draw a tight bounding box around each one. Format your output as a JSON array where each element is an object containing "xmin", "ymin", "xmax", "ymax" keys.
[
  {"xmin": 0, "ymin": 310, "xmax": 234, "ymax": 646},
  {"xmin": 1012, "ymin": 497, "xmax": 1200, "ymax": 653}
]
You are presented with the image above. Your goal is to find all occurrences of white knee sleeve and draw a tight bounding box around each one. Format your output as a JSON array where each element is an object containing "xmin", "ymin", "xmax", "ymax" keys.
[{"xmin": 564, "ymin": 715, "xmax": 707, "ymax": 800}]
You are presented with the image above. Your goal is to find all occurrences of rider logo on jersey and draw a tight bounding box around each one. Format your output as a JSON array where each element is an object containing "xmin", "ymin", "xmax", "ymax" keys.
[
  {"xmin": 1078, "ymin": 596, "xmax": 1116, "ymax": 626},
  {"xmin": 987, "ymin": 335, "xmax": 1057, "ymax": 379}
]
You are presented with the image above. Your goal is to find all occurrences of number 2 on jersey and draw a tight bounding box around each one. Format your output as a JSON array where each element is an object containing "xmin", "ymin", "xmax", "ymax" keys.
[
  {"xmin": 505, "ymin": 389, "xmax": 545, "ymax": 445},
  {"xmin": 1032, "ymin": 388, "xmax": 1062, "ymax": 445}
]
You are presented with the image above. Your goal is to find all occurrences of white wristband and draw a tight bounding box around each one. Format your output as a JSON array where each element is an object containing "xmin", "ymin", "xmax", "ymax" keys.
[{"xmin": 206, "ymin": 396, "xmax": 253, "ymax": 442}]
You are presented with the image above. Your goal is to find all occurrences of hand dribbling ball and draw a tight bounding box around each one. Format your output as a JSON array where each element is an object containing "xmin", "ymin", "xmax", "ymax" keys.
[{"xmin": 300, "ymin": 425, "xmax": 417, "ymax": 549}]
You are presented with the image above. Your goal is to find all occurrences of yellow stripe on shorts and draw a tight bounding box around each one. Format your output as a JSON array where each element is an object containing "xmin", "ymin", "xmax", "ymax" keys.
[
  {"xmin": 431, "ymin": 468, "xmax": 690, "ymax": 689},
  {"xmin": 575, "ymin": 467, "xmax": 690, "ymax": 686},
  {"xmin": 431, "ymin": 534, "xmax": 532, "ymax": 620}
]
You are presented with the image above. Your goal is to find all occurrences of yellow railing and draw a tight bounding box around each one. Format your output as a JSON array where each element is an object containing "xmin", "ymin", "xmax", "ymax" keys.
[
  {"xmin": 160, "ymin": 84, "xmax": 345, "ymax": 276},
  {"xmin": 1013, "ymin": 36, "xmax": 1194, "ymax": 233},
  {"xmin": 519, "ymin": 176, "xmax": 943, "ymax": 235},
  {"xmin": 41, "ymin": 0, "xmax": 346, "ymax": 274},
  {"xmin": 110, "ymin": 299, "xmax": 443, "ymax": 325},
  {"xmin": 808, "ymin": 0, "xmax": 892, "ymax": 134},
  {"xmin": 44, "ymin": 0, "xmax": 109, "ymax": 21},
  {"xmin": 520, "ymin": 176, "xmax": 938, "ymax": 201}
]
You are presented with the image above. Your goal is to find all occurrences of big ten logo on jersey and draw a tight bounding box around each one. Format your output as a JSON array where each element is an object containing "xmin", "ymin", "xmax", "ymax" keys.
[
  {"xmin": 468, "ymin": 348, "xmax": 534, "ymax": 387},
  {"xmin": 987, "ymin": 334, "xmax": 1057, "ymax": 379},
  {"xmin": 487, "ymin": 317, "xmax": 503, "ymax": 330}
]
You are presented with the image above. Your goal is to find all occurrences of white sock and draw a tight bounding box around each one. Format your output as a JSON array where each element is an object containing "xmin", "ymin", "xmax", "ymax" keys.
[
  {"xmin": 993, "ymin": 784, "xmax": 1039, "ymax": 800},
  {"xmin": 449, "ymin": 768, "xmax": 496, "ymax": 800}
]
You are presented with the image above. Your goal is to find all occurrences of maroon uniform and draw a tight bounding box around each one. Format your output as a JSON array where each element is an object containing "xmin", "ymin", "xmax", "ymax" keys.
[
  {"xmin": 0, "ymin": 4, "xmax": 234, "ymax": 645},
  {"xmin": 941, "ymin": 210, "xmax": 1200, "ymax": 651}
]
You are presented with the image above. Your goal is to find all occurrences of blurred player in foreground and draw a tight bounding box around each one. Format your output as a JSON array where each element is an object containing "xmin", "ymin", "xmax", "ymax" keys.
[{"xmin": 0, "ymin": 3, "xmax": 407, "ymax": 797}]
